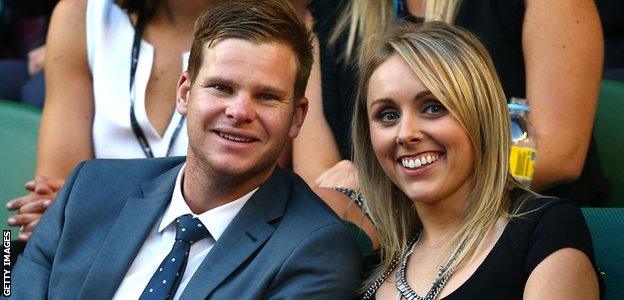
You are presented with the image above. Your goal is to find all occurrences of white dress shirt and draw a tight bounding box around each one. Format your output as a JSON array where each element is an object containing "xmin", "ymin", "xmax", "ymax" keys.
[{"xmin": 113, "ymin": 164, "xmax": 257, "ymax": 300}]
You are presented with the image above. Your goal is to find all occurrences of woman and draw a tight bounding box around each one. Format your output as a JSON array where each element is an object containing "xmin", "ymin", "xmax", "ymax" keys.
[
  {"xmin": 6, "ymin": 0, "xmax": 205, "ymax": 240},
  {"xmin": 296, "ymin": 0, "xmax": 607, "ymax": 229},
  {"xmin": 354, "ymin": 22, "xmax": 599, "ymax": 298}
]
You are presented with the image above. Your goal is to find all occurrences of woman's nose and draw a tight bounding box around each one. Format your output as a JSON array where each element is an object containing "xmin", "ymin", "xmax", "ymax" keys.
[{"xmin": 396, "ymin": 118, "xmax": 423, "ymax": 146}]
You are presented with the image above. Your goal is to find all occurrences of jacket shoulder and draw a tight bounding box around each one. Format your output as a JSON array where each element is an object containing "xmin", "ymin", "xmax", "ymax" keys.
[{"xmin": 77, "ymin": 156, "xmax": 185, "ymax": 182}]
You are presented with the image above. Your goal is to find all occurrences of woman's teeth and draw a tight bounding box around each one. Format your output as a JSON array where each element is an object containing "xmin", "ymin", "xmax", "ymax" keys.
[{"xmin": 401, "ymin": 154, "xmax": 439, "ymax": 169}]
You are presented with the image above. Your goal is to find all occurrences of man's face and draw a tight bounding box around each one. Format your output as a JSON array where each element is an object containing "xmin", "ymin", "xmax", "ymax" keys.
[{"xmin": 176, "ymin": 38, "xmax": 307, "ymax": 183}]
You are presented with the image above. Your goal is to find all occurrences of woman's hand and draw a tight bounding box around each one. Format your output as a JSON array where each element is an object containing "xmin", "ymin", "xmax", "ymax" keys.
[
  {"xmin": 6, "ymin": 177, "xmax": 64, "ymax": 241},
  {"xmin": 315, "ymin": 159, "xmax": 359, "ymax": 190},
  {"xmin": 27, "ymin": 45, "xmax": 46, "ymax": 76}
]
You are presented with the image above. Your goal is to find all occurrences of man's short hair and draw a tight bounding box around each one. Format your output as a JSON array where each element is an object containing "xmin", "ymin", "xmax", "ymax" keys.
[{"xmin": 187, "ymin": 0, "xmax": 313, "ymax": 101}]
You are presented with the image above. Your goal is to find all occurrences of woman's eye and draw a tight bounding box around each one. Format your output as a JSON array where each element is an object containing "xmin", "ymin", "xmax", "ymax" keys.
[
  {"xmin": 377, "ymin": 109, "xmax": 399, "ymax": 123},
  {"xmin": 422, "ymin": 101, "xmax": 447, "ymax": 116}
]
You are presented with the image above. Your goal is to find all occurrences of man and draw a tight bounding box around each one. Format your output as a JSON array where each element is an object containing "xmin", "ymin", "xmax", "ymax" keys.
[{"xmin": 12, "ymin": 0, "xmax": 362, "ymax": 298}]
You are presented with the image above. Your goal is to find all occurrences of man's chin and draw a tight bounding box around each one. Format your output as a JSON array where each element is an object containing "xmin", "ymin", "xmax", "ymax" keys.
[
  {"xmin": 214, "ymin": 165, "xmax": 253, "ymax": 178},
  {"xmin": 210, "ymin": 159, "xmax": 274, "ymax": 178}
]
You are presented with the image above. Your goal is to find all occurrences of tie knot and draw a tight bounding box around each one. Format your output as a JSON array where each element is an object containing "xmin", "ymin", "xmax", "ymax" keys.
[{"xmin": 174, "ymin": 215, "xmax": 210, "ymax": 245}]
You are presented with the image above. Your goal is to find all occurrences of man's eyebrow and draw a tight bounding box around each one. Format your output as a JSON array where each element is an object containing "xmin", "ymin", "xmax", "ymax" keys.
[
  {"xmin": 256, "ymin": 84, "xmax": 289, "ymax": 97},
  {"xmin": 201, "ymin": 76, "xmax": 237, "ymax": 86}
]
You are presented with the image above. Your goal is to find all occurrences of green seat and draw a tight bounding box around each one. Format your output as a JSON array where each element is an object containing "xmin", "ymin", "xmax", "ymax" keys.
[
  {"xmin": 582, "ymin": 208, "xmax": 624, "ymax": 300},
  {"xmin": 0, "ymin": 100, "xmax": 41, "ymax": 237},
  {"xmin": 594, "ymin": 80, "xmax": 624, "ymax": 207}
]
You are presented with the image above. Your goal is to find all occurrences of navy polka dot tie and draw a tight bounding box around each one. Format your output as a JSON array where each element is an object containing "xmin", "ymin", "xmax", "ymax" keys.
[{"xmin": 139, "ymin": 214, "xmax": 210, "ymax": 300}]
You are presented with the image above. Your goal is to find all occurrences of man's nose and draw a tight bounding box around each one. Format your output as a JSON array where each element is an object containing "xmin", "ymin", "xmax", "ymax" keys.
[{"xmin": 225, "ymin": 94, "xmax": 255, "ymax": 124}]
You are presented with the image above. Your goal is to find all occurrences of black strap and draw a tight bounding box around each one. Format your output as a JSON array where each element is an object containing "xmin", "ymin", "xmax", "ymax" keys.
[{"xmin": 129, "ymin": 14, "xmax": 185, "ymax": 158}]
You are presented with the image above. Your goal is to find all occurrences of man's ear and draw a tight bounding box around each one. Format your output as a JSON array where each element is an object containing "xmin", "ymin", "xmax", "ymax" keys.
[
  {"xmin": 176, "ymin": 71, "xmax": 192, "ymax": 116},
  {"xmin": 288, "ymin": 97, "xmax": 309, "ymax": 139}
]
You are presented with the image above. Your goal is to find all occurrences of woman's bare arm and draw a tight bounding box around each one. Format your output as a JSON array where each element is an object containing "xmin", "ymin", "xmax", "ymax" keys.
[
  {"xmin": 37, "ymin": 0, "xmax": 94, "ymax": 179},
  {"xmin": 524, "ymin": 248, "xmax": 598, "ymax": 299},
  {"xmin": 6, "ymin": 0, "xmax": 94, "ymax": 239},
  {"xmin": 522, "ymin": 0, "xmax": 603, "ymax": 191},
  {"xmin": 292, "ymin": 28, "xmax": 342, "ymax": 186}
]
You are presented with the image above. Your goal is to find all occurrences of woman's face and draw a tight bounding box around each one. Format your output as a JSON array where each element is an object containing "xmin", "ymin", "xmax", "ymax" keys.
[{"xmin": 366, "ymin": 54, "xmax": 475, "ymax": 205}]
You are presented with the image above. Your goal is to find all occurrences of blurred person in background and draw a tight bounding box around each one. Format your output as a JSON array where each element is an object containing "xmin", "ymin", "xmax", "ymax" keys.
[
  {"xmin": 5, "ymin": 0, "xmax": 205, "ymax": 241},
  {"xmin": 0, "ymin": 0, "xmax": 56, "ymax": 106}
]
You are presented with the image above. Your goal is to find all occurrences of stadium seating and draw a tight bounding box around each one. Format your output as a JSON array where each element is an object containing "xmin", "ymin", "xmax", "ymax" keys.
[{"xmin": 0, "ymin": 100, "xmax": 41, "ymax": 237}]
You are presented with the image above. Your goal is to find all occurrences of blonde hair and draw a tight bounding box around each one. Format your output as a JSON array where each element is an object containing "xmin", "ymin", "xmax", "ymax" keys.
[
  {"xmin": 353, "ymin": 21, "xmax": 530, "ymax": 288},
  {"xmin": 330, "ymin": 0, "xmax": 462, "ymax": 61}
]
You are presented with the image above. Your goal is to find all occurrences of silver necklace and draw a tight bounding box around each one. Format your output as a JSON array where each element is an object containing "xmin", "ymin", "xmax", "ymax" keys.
[
  {"xmin": 395, "ymin": 230, "xmax": 457, "ymax": 300},
  {"xmin": 362, "ymin": 230, "xmax": 464, "ymax": 300},
  {"xmin": 361, "ymin": 232, "xmax": 421, "ymax": 300}
]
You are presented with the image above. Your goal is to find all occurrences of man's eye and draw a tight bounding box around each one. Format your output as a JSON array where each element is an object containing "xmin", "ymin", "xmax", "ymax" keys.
[
  {"xmin": 259, "ymin": 93, "xmax": 276, "ymax": 101},
  {"xmin": 211, "ymin": 84, "xmax": 231, "ymax": 93},
  {"xmin": 422, "ymin": 101, "xmax": 447, "ymax": 116}
]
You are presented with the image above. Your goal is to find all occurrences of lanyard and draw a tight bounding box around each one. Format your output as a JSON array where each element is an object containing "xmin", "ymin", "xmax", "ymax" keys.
[{"xmin": 130, "ymin": 14, "xmax": 185, "ymax": 158}]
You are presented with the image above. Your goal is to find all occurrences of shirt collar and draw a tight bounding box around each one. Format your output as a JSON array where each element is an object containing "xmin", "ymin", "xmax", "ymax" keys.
[{"xmin": 158, "ymin": 163, "xmax": 258, "ymax": 241}]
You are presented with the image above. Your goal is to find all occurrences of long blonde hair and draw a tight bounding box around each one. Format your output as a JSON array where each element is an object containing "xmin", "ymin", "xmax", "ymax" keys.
[
  {"xmin": 353, "ymin": 21, "xmax": 529, "ymax": 288},
  {"xmin": 330, "ymin": 0, "xmax": 462, "ymax": 61}
]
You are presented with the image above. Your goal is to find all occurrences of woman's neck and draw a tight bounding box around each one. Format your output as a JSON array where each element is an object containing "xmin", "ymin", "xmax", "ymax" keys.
[
  {"xmin": 154, "ymin": 0, "xmax": 213, "ymax": 26},
  {"xmin": 415, "ymin": 201, "xmax": 462, "ymax": 247},
  {"xmin": 413, "ymin": 179, "xmax": 473, "ymax": 247}
]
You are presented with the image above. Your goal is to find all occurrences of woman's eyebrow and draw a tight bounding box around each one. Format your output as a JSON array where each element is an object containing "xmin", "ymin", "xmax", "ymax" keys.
[
  {"xmin": 414, "ymin": 90, "xmax": 433, "ymax": 100},
  {"xmin": 369, "ymin": 98, "xmax": 395, "ymax": 107}
]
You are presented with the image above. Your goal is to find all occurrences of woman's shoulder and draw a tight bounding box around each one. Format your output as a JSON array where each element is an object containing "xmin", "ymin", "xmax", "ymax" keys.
[
  {"xmin": 507, "ymin": 194, "xmax": 594, "ymax": 276},
  {"xmin": 47, "ymin": 0, "xmax": 90, "ymax": 64},
  {"xmin": 514, "ymin": 195, "xmax": 580, "ymax": 217},
  {"xmin": 51, "ymin": 0, "xmax": 89, "ymax": 23},
  {"xmin": 508, "ymin": 195, "xmax": 587, "ymax": 241}
]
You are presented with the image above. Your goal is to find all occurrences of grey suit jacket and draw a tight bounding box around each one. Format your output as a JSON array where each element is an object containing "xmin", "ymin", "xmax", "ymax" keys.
[{"xmin": 12, "ymin": 157, "xmax": 362, "ymax": 299}]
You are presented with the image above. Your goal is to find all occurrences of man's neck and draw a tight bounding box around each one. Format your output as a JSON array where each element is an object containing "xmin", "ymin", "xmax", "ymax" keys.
[{"xmin": 181, "ymin": 158, "xmax": 274, "ymax": 214}]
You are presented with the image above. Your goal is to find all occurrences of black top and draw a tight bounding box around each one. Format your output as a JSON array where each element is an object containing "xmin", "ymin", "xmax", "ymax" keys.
[
  {"xmin": 443, "ymin": 197, "xmax": 597, "ymax": 299},
  {"xmin": 309, "ymin": 0, "xmax": 611, "ymax": 206},
  {"xmin": 369, "ymin": 196, "xmax": 600, "ymax": 299}
]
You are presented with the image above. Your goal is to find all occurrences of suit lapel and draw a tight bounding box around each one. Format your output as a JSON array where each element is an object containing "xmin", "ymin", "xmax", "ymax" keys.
[
  {"xmin": 180, "ymin": 168, "xmax": 291, "ymax": 299},
  {"xmin": 78, "ymin": 162, "xmax": 185, "ymax": 300}
]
